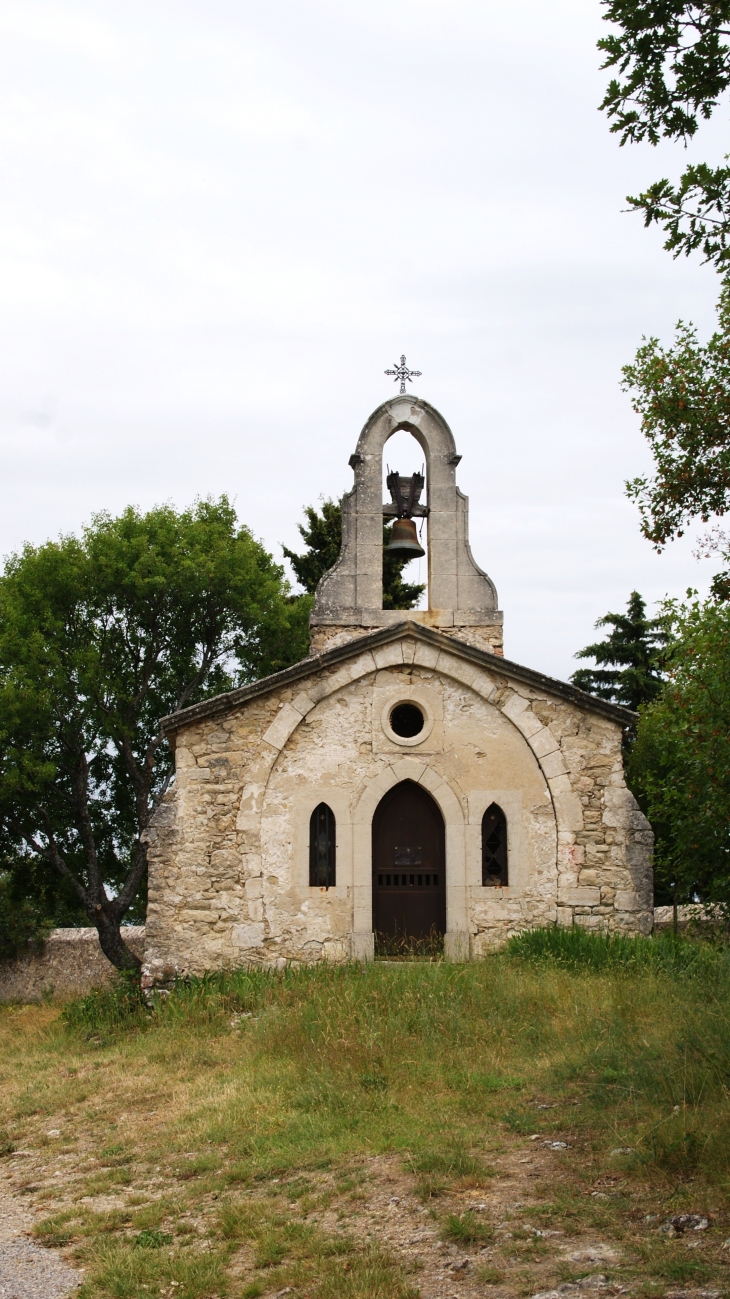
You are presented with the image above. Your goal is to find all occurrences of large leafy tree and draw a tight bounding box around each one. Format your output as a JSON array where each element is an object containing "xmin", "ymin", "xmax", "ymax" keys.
[
  {"xmin": 0, "ymin": 498, "xmax": 308, "ymax": 970},
  {"xmin": 571, "ymin": 590, "xmax": 667, "ymax": 711},
  {"xmin": 600, "ymin": 4, "xmax": 730, "ymax": 580},
  {"xmin": 283, "ymin": 499, "xmax": 426, "ymax": 610},
  {"xmin": 600, "ymin": 1, "xmax": 730, "ymax": 266},
  {"xmin": 622, "ymin": 279, "xmax": 730, "ymax": 580},
  {"xmin": 628, "ymin": 595, "xmax": 730, "ymax": 910}
]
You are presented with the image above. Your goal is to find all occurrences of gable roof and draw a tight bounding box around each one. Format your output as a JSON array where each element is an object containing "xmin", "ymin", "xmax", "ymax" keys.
[{"xmin": 160, "ymin": 621, "xmax": 636, "ymax": 735}]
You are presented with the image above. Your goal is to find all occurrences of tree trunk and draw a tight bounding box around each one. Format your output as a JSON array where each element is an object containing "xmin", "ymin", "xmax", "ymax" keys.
[{"xmin": 93, "ymin": 910, "xmax": 142, "ymax": 974}]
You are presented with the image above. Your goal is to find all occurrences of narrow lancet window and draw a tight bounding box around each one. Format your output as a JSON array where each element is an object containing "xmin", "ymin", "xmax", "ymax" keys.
[
  {"xmin": 482, "ymin": 803, "xmax": 508, "ymax": 886},
  {"xmin": 309, "ymin": 803, "xmax": 336, "ymax": 888}
]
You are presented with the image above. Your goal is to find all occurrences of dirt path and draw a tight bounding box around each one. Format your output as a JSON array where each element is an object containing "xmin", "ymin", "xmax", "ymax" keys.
[
  {"xmin": 309, "ymin": 1148, "xmax": 628, "ymax": 1299},
  {"xmin": 0, "ymin": 1179, "xmax": 81, "ymax": 1299},
  {"xmin": 2, "ymin": 1128, "xmax": 724, "ymax": 1298}
]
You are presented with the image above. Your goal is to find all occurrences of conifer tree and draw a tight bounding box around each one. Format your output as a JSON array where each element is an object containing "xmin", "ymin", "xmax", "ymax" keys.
[
  {"xmin": 283, "ymin": 499, "xmax": 425, "ymax": 610},
  {"xmin": 571, "ymin": 591, "xmax": 667, "ymax": 712}
]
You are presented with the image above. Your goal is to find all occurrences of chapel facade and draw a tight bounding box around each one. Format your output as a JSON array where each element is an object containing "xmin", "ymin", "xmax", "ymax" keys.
[{"xmin": 142, "ymin": 394, "xmax": 653, "ymax": 985}]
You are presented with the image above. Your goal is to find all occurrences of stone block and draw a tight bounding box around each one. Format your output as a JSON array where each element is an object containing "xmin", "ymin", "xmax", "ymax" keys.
[
  {"xmin": 436, "ymin": 653, "xmax": 479, "ymax": 688},
  {"xmin": 444, "ymin": 931, "xmax": 470, "ymax": 962},
  {"xmin": 372, "ymin": 644, "xmax": 404, "ymax": 669},
  {"xmin": 578, "ymin": 869, "xmax": 598, "ymax": 886},
  {"xmin": 540, "ymin": 748, "xmax": 568, "ymax": 779},
  {"xmin": 262, "ymin": 703, "xmax": 303, "ymax": 752},
  {"xmin": 512, "ymin": 708, "xmax": 545, "ymax": 740},
  {"xmin": 291, "ymin": 691, "xmax": 316, "ymax": 717},
  {"xmin": 551, "ymin": 790, "xmax": 585, "ymax": 834},
  {"xmin": 574, "ymin": 914, "xmax": 608, "ymax": 932},
  {"xmin": 413, "ymin": 642, "xmax": 441, "ymax": 669},
  {"xmin": 501, "ymin": 692, "xmax": 530, "ymax": 723},
  {"xmin": 614, "ymin": 889, "xmax": 642, "ymax": 911},
  {"xmin": 321, "ymin": 666, "xmax": 353, "ymax": 696},
  {"xmin": 232, "ymin": 923, "xmax": 265, "ymax": 949},
  {"xmin": 391, "ymin": 758, "xmax": 427, "ymax": 783},
  {"xmin": 529, "ymin": 727, "xmax": 560, "ymax": 759},
  {"xmin": 346, "ymin": 651, "xmax": 377, "ymax": 681},
  {"xmin": 350, "ymin": 932, "xmax": 375, "ymax": 961},
  {"xmin": 470, "ymin": 667, "xmax": 498, "ymax": 700},
  {"xmin": 558, "ymin": 887, "xmax": 601, "ymax": 907}
]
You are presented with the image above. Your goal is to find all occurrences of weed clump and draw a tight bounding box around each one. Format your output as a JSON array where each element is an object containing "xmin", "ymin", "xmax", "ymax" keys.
[
  {"xmin": 61, "ymin": 971, "xmax": 149, "ymax": 1036},
  {"xmin": 133, "ymin": 1229, "xmax": 172, "ymax": 1249},
  {"xmin": 443, "ymin": 1209, "xmax": 493, "ymax": 1243},
  {"xmin": 0, "ymin": 1131, "xmax": 16, "ymax": 1156}
]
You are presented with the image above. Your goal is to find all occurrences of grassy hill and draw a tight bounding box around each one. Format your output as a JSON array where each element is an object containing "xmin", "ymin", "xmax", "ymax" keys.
[{"xmin": 1, "ymin": 930, "xmax": 729, "ymax": 1298}]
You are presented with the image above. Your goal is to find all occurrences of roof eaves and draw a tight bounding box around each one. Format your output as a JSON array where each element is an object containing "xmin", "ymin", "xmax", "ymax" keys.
[{"xmin": 160, "ymin": 621, "xmax": 636, "ymax": 734}]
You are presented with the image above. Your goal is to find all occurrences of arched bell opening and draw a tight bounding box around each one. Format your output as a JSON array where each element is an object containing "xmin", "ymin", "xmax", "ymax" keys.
[
  {"xmin": 371, "ymin": 780, "xmax": 445, "ymax": 956},
  {"xmin": 381, "ymin": 427, "xmax": 429, "ymax": 612},
  {"xmin": 310, "ymin": 394, "xmax": 499, "ymax": 641}
]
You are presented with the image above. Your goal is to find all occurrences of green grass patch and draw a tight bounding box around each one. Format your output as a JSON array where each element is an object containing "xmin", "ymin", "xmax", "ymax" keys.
[
  {"xmin": 133, "ymin": 1229, "xmax": 172, "ymax": 1249},
  {"xmin": 1, "ymin": 932, "xmax": 730, "ymax": 1297},
  {"xmin": 442, "ymin": 1209, "xmax": 493, "ymax": 1243},
  {"xmin": 506, "ymin": 925, "xmax": 724, "ymax": 974}
]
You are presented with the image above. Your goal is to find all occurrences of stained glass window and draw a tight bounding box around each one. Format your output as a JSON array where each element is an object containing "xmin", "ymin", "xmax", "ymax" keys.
[
  {"xmin": 309, "ymin": 803, "xmax": 336, "ymax": 888},
  {"xmin": 482, "ymin": 803, "xmax": 508, "ymax": 886}
]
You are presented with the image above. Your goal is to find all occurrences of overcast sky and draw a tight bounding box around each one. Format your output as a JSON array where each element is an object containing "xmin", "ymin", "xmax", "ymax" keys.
[{"xmin": 1, "ymin": 0, "xmax": 726, "ymax": 680}]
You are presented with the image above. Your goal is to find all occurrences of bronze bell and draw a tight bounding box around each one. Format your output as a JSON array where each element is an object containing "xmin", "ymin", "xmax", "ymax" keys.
[{"xmin": 385, "ymin": 516, "xmax": 425, "ymax": 558}]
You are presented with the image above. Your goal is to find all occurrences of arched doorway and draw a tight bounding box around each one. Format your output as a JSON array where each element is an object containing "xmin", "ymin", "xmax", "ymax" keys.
[{"xmin": 372, "ymin": 780, "xmax": 445, "ymax": 952}]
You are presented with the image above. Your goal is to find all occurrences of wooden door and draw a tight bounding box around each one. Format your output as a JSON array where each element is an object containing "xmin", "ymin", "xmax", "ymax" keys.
[{"xmin": 372, "ymin": 780, "xmax": 446, "ymax": 946}]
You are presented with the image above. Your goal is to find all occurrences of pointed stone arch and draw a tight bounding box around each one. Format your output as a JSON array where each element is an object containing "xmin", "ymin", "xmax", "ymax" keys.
[{"xmin": 350, "ymin": 756, "xmax": 468, "ymax": 961}]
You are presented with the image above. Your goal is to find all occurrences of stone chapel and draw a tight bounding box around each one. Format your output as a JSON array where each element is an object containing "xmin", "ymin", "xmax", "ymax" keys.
[{"xmin": 141, "ymin": 392, "xmax": 653, "ymax": 986}]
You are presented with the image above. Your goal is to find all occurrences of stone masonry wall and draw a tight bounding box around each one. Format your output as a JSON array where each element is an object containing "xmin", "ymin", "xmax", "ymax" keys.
[
  {"xmin": 143, "ymin": 633, "xmax": 652, "ymax": 985},
  {"xmin": 309, "ymin": 620, "xmax": 504, "ymax": 658},
  {"xmin": 0, "ymin": 927, "xmax": 146, "ymax": 1002}
]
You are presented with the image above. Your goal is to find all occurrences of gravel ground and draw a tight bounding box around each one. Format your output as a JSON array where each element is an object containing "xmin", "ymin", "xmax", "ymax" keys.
[{"xmin": 0, "ymin": 1188, "xmax": 81, "ymax": 1299}]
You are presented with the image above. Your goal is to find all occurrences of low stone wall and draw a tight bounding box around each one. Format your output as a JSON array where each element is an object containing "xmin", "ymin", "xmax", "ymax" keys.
[
  {"xmin": 1, "ymin": 910, "xmax": 724, "ymax": 1002},
  {"xmin": 653, "ymin": 905, "xmax": 724, "ymax": 933},
  {"xmin": 0, "ymin": 927, "xmax": 146, "ymax": 1003}
]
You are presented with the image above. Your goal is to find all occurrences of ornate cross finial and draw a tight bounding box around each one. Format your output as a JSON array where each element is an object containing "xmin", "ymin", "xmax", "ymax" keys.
[{"xmin": 384, "ymin": 354, "xmax": 422, "ymax": 395}]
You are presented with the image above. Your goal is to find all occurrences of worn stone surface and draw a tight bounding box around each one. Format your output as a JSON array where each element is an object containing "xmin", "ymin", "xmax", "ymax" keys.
[
  {"xmin": 653, "ymin": 905, "xmax": 723, "ymax": 932},
  {"xmin": 143, "ymin": 624, "xmax": 652, "ymax": 984},
  {"xmin": 142, "ymin": 392, "xmax": 652, "ymax": 982},
  {"xmin": 310, "ymin": 618, "xmax": 504, "ymax": 657},
  {"xmin": 0, "ymin": 928, "xmax": 145, "ymax": 1003}
]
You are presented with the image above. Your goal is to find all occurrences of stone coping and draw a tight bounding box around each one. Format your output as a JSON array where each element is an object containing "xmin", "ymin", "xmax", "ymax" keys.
[
  {"xmin": 160, "ymin": 621, "xmax": 636, "ymax": 735},
  {"xmin": 28, "ymin": 926, "xmax": 145, "ymax": 943}
]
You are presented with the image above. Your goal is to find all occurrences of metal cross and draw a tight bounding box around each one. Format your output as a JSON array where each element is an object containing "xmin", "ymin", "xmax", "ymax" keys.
[{"xmin": 385, "ymin": 354, "xmax": 422, "ymax": 395}]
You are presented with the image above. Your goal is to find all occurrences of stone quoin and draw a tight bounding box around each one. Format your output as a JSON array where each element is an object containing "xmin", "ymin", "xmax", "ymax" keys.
[{"xmin": 141, "ymin": 394, "xmax": 652, "ymax": 986}]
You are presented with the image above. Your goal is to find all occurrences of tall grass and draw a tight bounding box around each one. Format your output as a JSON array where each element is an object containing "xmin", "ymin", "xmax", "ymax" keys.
[
  {"xmin": 4, "ymin": 930, "xmax": 729, "ymax": 1298},
  {"xmin": 506, "ymin": 924, "xmax": 727, "ymax": 974},
  {"xmin": 55, "ymin": 931, "xmax": 730, "ymax": 1186}
]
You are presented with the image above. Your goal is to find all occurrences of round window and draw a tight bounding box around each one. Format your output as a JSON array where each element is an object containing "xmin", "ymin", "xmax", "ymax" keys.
[{"xmin": 389, "ymin": 702, "xmax": 425, "ymax": 738}]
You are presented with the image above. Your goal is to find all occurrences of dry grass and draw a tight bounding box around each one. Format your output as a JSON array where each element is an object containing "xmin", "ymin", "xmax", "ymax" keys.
[{"xmin": 0, "ymin": 937, "xmax": 729, "ymax": 1297}]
